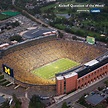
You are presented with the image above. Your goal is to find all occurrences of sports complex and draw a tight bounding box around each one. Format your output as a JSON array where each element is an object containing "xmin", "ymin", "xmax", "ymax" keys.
[{"xmin": 0, "ymin": 33, "xmax": 108, "ymax": 95}]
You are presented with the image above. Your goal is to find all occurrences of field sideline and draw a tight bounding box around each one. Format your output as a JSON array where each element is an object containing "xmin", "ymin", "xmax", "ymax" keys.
[{"xmin": 32, "ymin": 58, "xmax": 79, "ymax": 79}]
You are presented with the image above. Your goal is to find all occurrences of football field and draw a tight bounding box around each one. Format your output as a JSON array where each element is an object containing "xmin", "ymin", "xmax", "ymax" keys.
[{"xmin": 32, "ymin": 58, "xmax": 79, "ymax": 79}]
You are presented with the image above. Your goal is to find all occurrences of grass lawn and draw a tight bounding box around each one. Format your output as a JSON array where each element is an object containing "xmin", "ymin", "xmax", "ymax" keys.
[
  {"xmin": 0, "ymin": 14, "xmax": 10, "ymax": 20},
  {"xmin": 32, "ymin": 58, "xmax": 79, "ymax": 79},
  {"xmin": 40, "ymin": 4, "xmax": 56, "ymax": 12},
  {"xmin": 55, "ymin": 24, "xmax": 66, "ymax": 30},
  {"xmin": 40, "ymin": 1, "xmax": 91, "ymax": 14}
]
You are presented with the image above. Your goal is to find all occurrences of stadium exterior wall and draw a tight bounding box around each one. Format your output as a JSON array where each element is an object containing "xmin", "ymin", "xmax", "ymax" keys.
[
  {"xmin": 56, "ymin": 78, "xmax": 64, "ymax": 95},
  {"xmin": 14, "ymin": 79, "xmax": 56, "ymax": 92},
  {"xmin": 56, "ymin": 63, "xmax": 108, "ymax": 95},
  {"xmin": 65, "ymin": 74, "xmax": 78, "ymax": 94},
  {"xmin": 77, "ymin": 63, "xmax": 108, "ymax": 89},
  {"xmin": 56, "ymin": 73, "xmax": 78, "ymax": 95}
]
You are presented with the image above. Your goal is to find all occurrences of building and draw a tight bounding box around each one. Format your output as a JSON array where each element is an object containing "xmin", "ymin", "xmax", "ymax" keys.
[
  {"xmin": 46, "ymin": 0, "xmax": 56, "ymax": 2},
  {"xmin": 85, "ymin": 94, "xmax": 108, "ymax": 106},
  {"xmin": 56, "ymin": 53, "xmax": 108, "ymax": 95},
  {"xmin": 0, "ymin": 96, "xmax": 5, "ymax": 106}
]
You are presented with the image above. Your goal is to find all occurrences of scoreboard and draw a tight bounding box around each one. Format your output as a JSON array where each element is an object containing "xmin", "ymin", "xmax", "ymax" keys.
[
  {"xmin": 2, "ymin": 64, "xmax": 14, "ymax": 78},
  {"xmin": 86, "ymin": 36, "xmax": 95, "ymax": 45}
]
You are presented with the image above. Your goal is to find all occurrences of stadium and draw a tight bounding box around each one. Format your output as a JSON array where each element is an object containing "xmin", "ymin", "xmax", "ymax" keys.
[{"xmin": 0, "ymin": 34, "xmax": 108, "ymax": 95}]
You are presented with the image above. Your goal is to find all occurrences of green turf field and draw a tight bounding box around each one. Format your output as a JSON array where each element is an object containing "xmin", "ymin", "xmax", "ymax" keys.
[
  {"xmin": 1, "ymin": 11, "xmax": 20, "ymax": 16},
  {"xmin": 0, "ymin": 11, "xmax": 20, "ymax": 20},
  {"xmin": 32, "ymin": 58, "xmax": 79, "ymax": 79}
]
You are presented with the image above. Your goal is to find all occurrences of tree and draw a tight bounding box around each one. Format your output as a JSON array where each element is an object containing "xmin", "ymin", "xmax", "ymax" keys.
[
  {"xmin": 29, "ymin": 95, "xmax": 44, "ymax": 108},
  {"xmin": 75, "ymin": 30, "xmax": 85, "ymax": 37},
  {"xmin": 1, "ymin": 99, "xmax": 10, "ymax": 108},
  {"xmin": 11, "ymin": 21, "xmax": 20, "ymax": 28},
  {"xmin": 106, "ymin": 97, "xmax": 108, "ymax": 104},
  {"xmin": 9, "ymin": 35, "xmax": 22, "ymax": 42},
  {"xmin": 61, "ymin": 102, "xmax": 68, "ymax": 108},
  {"xmin": 12, "ymin": 94, "xmax": 22, "ymax": 108},
  {"xmin": 58, "ymin": 31, "xmax": 63, "ymax": 38},
  {"xmin": 104, "ymin": 80, "xmax": 108, "ymax": 86},
  {"xmin": 72, "ymin": 36, "xmax": 77, "ymax": 40}
]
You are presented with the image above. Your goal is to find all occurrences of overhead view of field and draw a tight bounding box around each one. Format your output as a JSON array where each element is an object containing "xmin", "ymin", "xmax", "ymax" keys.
[{"xmin": 32, "ymin": 58, "xmax": 79, "ymax": 79}]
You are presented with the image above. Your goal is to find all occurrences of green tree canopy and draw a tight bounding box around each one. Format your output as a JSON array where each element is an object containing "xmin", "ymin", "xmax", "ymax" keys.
[
  {"xmin": 9, "ymin": 35, "xmax": 22, "ymax": 42},
  {"xmin": 29, "ymin": 95, "xmax": 44, "ymax": 108},
  {"xmin": 61, "ymin": 102, "xmax": 68, "ymax": 108},
  {"xmin": 1, "ymin": 99, "xmax": 10, "ymax": 108},
  {"xmin": 12, "ymin": 94, "xmax": 22, "ymax": 108}
]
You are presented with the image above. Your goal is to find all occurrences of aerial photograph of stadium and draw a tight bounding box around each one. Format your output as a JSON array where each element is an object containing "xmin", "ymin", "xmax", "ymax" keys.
[{"xmin": 0, "ymin": 0, "xmax": 108, "ymax": 108}]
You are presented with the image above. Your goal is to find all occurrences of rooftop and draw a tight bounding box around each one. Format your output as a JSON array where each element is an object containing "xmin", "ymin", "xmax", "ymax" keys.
[
  {"xmin": 21, "ymin": 27, "xmax": 56, "ymax": 39},
  {"xmin": 64, "ymin": 72, "xmax": 77, "ymax": 79},
  {"xmin": 84, "ymin": 59, "xmax": 99, "ymax": 67},
  {"xmin": 56, "ymin": 75, "xmax": 64, "ymax": 80},
  {"xmin": 85, "ymin": 94, "xmax": 108, "ymax": 106}
]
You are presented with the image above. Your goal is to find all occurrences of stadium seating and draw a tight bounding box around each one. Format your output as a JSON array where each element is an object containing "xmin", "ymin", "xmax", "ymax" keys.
[{"xmin": 0, "ymin": 38, "xmax": 106, "ymax": 85}]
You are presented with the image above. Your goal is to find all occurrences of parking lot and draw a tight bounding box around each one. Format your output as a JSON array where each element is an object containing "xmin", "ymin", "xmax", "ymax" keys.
[{"xmin": 0, "ymin": 14, "xmax": 38, "ymax": 44}]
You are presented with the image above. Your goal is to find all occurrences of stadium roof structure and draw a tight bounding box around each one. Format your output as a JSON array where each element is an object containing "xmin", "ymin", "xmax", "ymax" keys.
[
  {"xmin": 22, "ymin": 27, "xmax": 56, "ymax": 39},
  {"xmin": 85, "ymin": 94, "xmax": 108, "ymax": 106},
  {"xmin": 56, "ymin": 75, "xmax": 64, "ymax": 80},
  {"xmin": 84, "ymin": 59, "xmax": 99, "ymax": 67},
  {"xmin": 56, "ymin": 72, "xmax": 77, "ymax": 80},
  {"xmin": 97, "ymin": 51, "xmax": 108, "ymax": 61},
  {"xmin": 64, "ymin": 72, "xmax": 77, "ymax": 79}
]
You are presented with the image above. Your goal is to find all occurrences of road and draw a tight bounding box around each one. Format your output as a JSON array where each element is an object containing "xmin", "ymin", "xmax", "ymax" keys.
[
  {"xmin": 47, "ymin": 75, "xmax": 108, "ymax": 108},
  {"xmin": 0, "ymin": 75, "xmax": 107, "ymax": 108}
]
